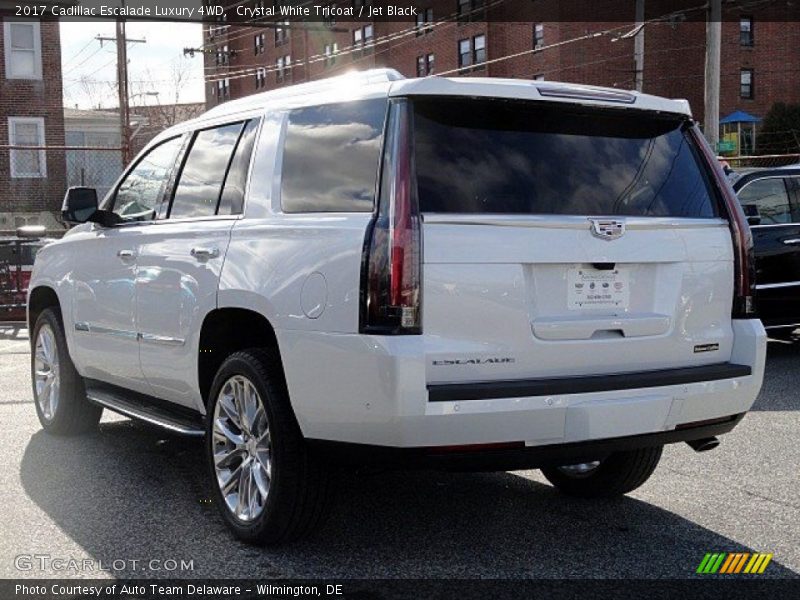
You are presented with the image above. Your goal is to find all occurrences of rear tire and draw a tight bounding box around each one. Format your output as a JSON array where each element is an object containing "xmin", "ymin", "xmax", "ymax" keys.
[
  {"xmin": 541, "ymin": 446, "xmax": 663, "ymax": 498},
  {"xmin": 31, "ymin": 308, "xmax": 102, "ymax": 435},
  {"xmin": 206, "ymin": 348, "xmax": 332, "ymax": 545}
]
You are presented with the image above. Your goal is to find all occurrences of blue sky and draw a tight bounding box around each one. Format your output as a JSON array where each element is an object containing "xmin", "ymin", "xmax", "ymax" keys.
[{"xmin": 60, "ymin": 20, "xmax": 206, "ymax": 110}]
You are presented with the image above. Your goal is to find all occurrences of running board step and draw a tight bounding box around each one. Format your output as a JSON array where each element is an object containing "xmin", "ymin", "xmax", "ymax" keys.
[{"xmin": 85, "ymin": 380, "xmax": 205, "ymax": 437}]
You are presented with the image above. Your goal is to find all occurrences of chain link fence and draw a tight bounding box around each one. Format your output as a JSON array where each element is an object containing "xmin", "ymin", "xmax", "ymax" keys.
[
  {"xmin": 1, "ymin": 145, "xmax": 124, "ymax": 235},
  {"xmin": 726, "ymin": 154, "xmax": 800, "ymax": 170}
]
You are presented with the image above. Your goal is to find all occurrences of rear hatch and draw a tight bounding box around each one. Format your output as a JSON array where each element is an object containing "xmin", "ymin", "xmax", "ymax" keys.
[{"xmin": 414, "ymin": 97, "xmax": 735, "ymax": 385}]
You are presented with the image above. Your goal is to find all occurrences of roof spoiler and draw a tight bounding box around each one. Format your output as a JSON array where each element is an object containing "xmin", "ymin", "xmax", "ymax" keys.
[{"xmin": 536, "ymin": 84, "xmax": 637, "ymax": 104}]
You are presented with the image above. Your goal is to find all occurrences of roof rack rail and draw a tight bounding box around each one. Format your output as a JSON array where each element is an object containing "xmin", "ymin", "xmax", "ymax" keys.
[{"xmin": 204, "ymin": 69, "xmax": 405, "ymax": 118}]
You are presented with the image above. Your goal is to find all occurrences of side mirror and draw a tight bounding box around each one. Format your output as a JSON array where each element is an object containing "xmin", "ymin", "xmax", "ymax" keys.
[
  {"xmin": 742, "ymin": 204, "xmax": 762, "ymax": 227},
  {"xmin": 61, "ymin": 187, "xmax": 122, "ymax": 228},
  {"xmin": 61, "ymin": 187, "xmax": 98, "ymax": 225}
]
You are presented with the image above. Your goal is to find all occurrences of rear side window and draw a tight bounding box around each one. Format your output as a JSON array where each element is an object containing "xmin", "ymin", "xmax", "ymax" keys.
[
  {"xmin": 737, "ymin": 177, "xmax": 794, "ymax": 224},
  {"xmin": 413, "ymin": 98, "xmax": 718, "ymax": 218},
  {"xmin": 170, "ymin": 122, "xmax": 245, "ymax": 219},
  {"xmin": 281, "ymin": 99, "xmax": 387, "ymax": 212}
]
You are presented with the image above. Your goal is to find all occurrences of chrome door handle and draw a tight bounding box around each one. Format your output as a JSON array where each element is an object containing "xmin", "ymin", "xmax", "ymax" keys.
[
  {"xmin": 117, "ymin": 249, "xmax": 136, "ymax": 260},
  {"xmin": 782, "ymin": 239, "xmax": 800, "ymax": 245},
  {"xmin": 190, "ymin": 247, "xmax": 220, "ymax": 260}
]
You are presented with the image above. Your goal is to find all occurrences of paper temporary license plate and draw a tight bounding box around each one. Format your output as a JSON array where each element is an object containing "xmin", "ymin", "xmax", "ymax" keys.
[{"xmin": 567, "ymin": 267, "xmax": 630, "ymax": 310}]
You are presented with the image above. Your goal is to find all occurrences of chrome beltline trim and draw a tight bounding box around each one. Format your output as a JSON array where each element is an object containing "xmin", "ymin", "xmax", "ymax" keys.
[
  {"xmin": 139, "ymin": 333, "xmax": 186, "ymax": 346},
  {"xmin": 74, "ymin": 322, "xmax": 138, "ymax": 339},
  {"xmin": 75, "ymin": 323, "xmax": 185, "ymax": 346},
  {"xmin": 756, "ymin": 281, "xmax": 800, "ymax": 290}
]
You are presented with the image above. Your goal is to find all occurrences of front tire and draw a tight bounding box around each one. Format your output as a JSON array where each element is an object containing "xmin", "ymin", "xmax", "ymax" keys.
[
  {"xmin": 541, "ymin": 446, "xmax": 663, "ymax": 498},
  {"xmin": 206, "ymin": 349, "xmax": 331, "ymax": 545},
  {"xmin": 31, "ymin": 308, "xmax": 102, "ymax": 435}
]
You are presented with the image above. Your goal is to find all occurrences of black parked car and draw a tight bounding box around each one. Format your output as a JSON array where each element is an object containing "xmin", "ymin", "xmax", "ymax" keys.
[{"xmin": 732, "ymin": 166, "xmax": 800, "ymax": 336}]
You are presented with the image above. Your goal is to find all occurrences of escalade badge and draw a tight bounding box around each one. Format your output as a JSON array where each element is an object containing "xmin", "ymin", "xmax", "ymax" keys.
[{"xmin": 589, "ymin": 218, "xmax": 625, "ymax": 241}]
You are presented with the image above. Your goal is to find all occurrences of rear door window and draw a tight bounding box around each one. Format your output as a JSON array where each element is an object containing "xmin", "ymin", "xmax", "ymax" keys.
[
  {"xmin": 737, "ymin": 177, "xmax": 795, "ymax": 224},
  {"xmin": 218, "ymin": 119, "xmax": 260, "ymax": 216},
  {"xmin": 280, "ymin": 99, "xmax": 387, "ymax": 212},
  {"xmin": 412, "ymin": 98, "xmax": 718, "ymax": 218},
  {"xmin": 169, "ymin": 122, "xmax": 245, "ymax": 219}
]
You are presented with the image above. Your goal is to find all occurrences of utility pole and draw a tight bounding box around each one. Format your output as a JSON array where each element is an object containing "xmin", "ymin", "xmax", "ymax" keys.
[
  {"xmin": 634, "ymin": 0, "xmax": 645, "ymax": 92},
  {"xmin": 96, "ymin": 18, "xmax": 145, "ymax": 166},
  {"xmin": 116, "ymin": 19, "xmax": 131, "ymax": 165},
  {"xmin": 704, "ymin": 0, "xmax": 721, "ymax": 151}
]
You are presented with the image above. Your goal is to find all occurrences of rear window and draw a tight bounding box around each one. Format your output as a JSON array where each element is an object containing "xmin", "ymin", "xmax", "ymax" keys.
[{"xmin": 412, "ymin": 98, "xmax": 718, "ymax": 218}]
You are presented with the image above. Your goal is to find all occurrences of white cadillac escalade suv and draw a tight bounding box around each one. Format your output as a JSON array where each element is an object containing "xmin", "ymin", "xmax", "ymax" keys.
[{"xmin": 28, "ymin": 70, "xmax": 766, "ymax": 545}]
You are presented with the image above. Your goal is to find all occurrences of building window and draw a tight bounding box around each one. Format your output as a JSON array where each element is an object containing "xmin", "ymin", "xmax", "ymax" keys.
[
  {"xmin": 275, "ymin": 21, "xmax": 289, "ymax": 46},
  {"xmin": 324, "ymin": 43, "xmax": 338, "ymax": 67},
  {"xmin": 740, "ymin": 68, "xmax": 754, "ymax": 98},
  {"xmin": 324, "ymin": 2, "xmax": 337, "ymax": 27},
  {"xmin": 255, "ymin": 67, "xmax": 266, "ymax": 89},
  {"xmin": 8, "ymin": 117, "xmax": 46, "ymax": 178},
  {"xmin": 216, "ymin": 78, "xmax": 230, "ymax": 102},
  {"xmin": 216, "ymin": 44, "xmax": 230, "ymax": 66},
  {"xmin": 458, "ymin": 38, "xmax": 471, "ymax": 68},
  {"xmin": 416, "ymin": 7, "xmax": 434, "ymax": 35},
  {"xmin": 3, "ymin": 21, "xmax": 42, "ymax": 80},
  {"xmin": 740, "ymin": 17, "xmax": 754, "ymax": 46},
  {"xmin": 457, "ymin": 0, "xmax": 485, "ymax": 23},
  {"xmin": 255, "ymin": 33, "xmax": 264, "ymax": 54},
  {"xmin": 277, "ymin": 55, "xmax": 292, "ymax": 83},
  {"xmin": 533, "ymin": 23, "xmax": 544, "ymax": 49},
  {"xmin": 474, "ymin": 34, "xmax": 486, "ymax": 64},
  {"xmin": 353, "ymin": 24, "xmax": 373, "ymax": 55},
  {"xmin": 417, "ymin": 53, "xmax": 435, "ymax": 77},
  {"xmin": 459, "ymin": 35, "xmax": 485, "ymax": 70}
]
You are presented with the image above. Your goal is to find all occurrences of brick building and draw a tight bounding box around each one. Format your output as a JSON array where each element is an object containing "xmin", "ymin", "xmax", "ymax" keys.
[
  {"xmin": 204, "ymin": 0, "xmax": 800, "ymax": 154},
  {"xmin": 0, "ymin": 16, "xmax": 66, "ymax": 232}
]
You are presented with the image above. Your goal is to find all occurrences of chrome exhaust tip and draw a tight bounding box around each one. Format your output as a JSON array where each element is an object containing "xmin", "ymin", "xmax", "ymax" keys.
[{"xmin": 686, "ymin": 437, "xmax": 720, "ymax": 452}]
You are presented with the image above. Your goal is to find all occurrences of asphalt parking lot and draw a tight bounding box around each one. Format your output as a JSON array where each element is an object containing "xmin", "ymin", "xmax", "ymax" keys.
[{"xmin": 0, "ymin": 323, "xmax": 798, "ymax": 580}]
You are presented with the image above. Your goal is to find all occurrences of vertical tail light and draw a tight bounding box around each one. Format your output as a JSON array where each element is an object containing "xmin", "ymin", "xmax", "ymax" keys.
[
  {"xmin": 689, "ymin": 125, "xmax": 756, "ymax": 318},
  {"xmin": 360, "ymin": 100, "xmax": 422, "ymax": 334}
]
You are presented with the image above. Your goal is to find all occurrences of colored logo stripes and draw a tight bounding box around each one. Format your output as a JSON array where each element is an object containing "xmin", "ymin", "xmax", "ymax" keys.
[{"xmin": 697, "ymin": 552, "xmax": 773, "ymax": 574}]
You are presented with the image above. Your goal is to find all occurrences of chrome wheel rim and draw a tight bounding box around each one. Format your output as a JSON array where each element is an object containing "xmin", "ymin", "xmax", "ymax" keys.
[
  {"xmin": 34, "ymin": 324, "xmax": 60, "ymax": 421},
  {"xmin": 212, "ymin": 375, "xmax": 271, "ymax": 522},
  {"xmin": 557, "ymin": 461, "xmax": 601, "ymax": 477}
]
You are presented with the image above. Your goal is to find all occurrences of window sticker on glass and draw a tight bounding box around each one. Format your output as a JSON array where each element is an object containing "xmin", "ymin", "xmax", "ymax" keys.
[{"xmin": 567, "ymin": 267, "xmax": 630, "ymax": 310}]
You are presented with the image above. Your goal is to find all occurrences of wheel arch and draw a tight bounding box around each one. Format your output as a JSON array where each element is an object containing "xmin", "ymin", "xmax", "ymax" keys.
[
  {"xmin": 28, "ymin": 285, "xmax": 61, "ymax": 332},
  {"xmin": 198, "ymin": 307, "xmax": 286, "ymax": 407}
]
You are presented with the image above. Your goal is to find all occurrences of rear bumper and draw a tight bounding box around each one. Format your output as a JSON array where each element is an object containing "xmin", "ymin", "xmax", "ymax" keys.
[
  {"xmin": 277, "ymin": 318, "xmax": 766, "ymax": 449},
  {"xmin": 308, "ymin": 413, "xmax": 745, "ymax": 471}
]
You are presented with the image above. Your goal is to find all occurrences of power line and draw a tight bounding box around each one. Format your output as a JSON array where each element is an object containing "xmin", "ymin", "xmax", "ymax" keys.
[
  {"xmin": 61, "ymin": 38, "xmax": 96, "ymax": 69},
  {"xmin": 204, "ymin": 0, "xmax": 504, "ymax": 84}
]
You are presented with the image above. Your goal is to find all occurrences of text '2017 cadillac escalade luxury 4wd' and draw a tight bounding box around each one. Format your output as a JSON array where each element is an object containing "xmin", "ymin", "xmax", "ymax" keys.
[{"xmin": 28, "ymin": 70, "xmax": 766, "ymax": 545}]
